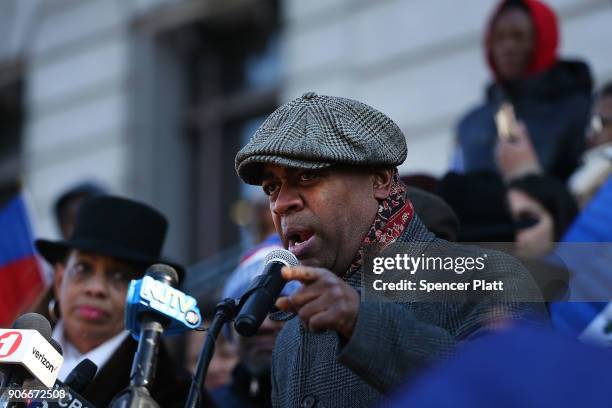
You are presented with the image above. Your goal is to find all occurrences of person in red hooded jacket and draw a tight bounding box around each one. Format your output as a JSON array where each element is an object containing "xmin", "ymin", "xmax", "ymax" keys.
[{"xmin": 453, "ymin": 0, "xmax": 592, "ymax": 182}]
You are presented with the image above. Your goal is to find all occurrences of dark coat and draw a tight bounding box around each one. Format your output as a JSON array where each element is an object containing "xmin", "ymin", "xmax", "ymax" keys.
[
  {"xmin": 80, "ymin": 336, "xmax": 212, "ymax": 407},
  {"xmin": 270, "ymin": 215, "xmax": 548, "ymax": 408},
  {"xmin": 456, "ymin": 60, "xmax": 592, "ymax": 181}
]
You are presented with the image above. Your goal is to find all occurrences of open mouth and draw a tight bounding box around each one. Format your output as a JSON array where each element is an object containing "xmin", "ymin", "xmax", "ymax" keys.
[{"xmin": 286, "ymin": 229, "xmax": 315, "ymax": 257}]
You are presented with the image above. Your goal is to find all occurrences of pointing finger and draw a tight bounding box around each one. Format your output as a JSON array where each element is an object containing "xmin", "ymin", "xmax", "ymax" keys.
[{"xmin": 281, "ymin": 266, "xmax": 324, "ymax": 283}]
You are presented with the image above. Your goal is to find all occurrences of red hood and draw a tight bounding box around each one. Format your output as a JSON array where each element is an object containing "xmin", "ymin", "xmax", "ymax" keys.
[{"xmin": 485, "ymin": 0, "xmax": 559, "ymax": 80}]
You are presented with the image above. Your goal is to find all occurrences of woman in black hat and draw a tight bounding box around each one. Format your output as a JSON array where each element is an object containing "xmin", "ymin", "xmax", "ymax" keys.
[{"xmin": 35, "ymin": 196, "xmax": 211, "ymax": 407}]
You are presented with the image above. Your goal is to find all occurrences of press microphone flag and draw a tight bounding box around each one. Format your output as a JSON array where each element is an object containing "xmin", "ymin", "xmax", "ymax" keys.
[
  {"xmin": 0, "ymin": 313, "xmax": 63, "ymax": 388},
  {"xmin": 0, "ymin": 329, "xmax": 63, "ymax": 388},
  {"xmin": 111, "ymin": 264, "xmax": 196, "ymax": 408},
  {"xmin": 125, "ymin": 270, "xmax": 201, "ymax": 339}
]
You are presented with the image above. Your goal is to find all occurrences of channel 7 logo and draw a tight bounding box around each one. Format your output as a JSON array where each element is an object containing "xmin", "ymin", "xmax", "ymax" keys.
[{"xmin": 0, "ymin": 331, "xmax": 23, "ymax": 358}]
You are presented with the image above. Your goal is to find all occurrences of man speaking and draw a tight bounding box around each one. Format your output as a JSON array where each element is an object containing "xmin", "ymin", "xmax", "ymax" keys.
[{"xmin": 234, "ymin": 92, "xmax": 546, "ymax": 407}]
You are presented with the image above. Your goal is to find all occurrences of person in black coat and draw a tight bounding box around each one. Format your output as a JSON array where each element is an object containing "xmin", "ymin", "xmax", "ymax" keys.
[
  {"xmin": 454, "ymin": 0, "xmax": 592, "ymax": 182},
  {"xmin": 35, "ymin": 196, "xmax": 213, "ymax": 407}
]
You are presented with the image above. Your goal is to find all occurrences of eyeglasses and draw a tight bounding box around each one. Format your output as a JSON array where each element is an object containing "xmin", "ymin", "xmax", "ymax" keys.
[{"xmin": 66, "ymin": 259, "xmax": 142, "ymax": 290}]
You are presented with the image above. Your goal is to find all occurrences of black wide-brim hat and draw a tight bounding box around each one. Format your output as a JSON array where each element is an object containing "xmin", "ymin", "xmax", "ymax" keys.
[{"xmin": 36, "ymin": 195, "xmax": 185, "ymax": 282}]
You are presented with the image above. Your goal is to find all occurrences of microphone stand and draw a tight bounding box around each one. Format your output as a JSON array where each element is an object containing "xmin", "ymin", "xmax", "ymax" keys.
[
  {"xmin": 110, "ymin": 314, "xmax": 165, "ymax": 408},
  {"xmin": 185, "ymin": 298, "xmax": 237, "ymax": 408}
]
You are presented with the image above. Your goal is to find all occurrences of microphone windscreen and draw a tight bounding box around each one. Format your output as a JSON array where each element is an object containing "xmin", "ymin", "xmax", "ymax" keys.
[
  {"xmin": 234, "ymin": 249, "xmax": 299, "ymax": 337},
  {"xmin": 12, "ymin": 313, "xmax": 52, "ymax": 340},
  {"xmin": 146, "ymin": 263, "xmax": 179, "ymax": 287},
  {"xmin": 65, "ymin": 359, "xmax": 98, "ymax": 393},
  {"xmin": 264, "ymin": 249, "xmax": 299, "ymax": 267}
]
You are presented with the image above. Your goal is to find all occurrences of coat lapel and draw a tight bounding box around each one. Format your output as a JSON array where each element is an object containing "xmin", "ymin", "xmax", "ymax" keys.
[{"xmin": 81, "ymin": 336, "xmax": 136, "ymax": 407}]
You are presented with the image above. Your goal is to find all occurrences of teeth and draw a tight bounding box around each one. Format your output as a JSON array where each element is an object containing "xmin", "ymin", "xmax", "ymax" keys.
[{"xmin": 288, "ymin": 233, "xmax": 311, "ymax": 248}]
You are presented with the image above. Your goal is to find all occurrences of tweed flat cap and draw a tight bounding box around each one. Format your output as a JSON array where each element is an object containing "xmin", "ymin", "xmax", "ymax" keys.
[{"xmin": 235, "ymin": 92, "xmax": 407, "ymax": 185}]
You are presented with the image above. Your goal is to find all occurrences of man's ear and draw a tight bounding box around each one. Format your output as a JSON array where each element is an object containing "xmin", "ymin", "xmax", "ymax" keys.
[{"xmin": 372, "ymin": 168, "xmax": 394, "ymax": 200}]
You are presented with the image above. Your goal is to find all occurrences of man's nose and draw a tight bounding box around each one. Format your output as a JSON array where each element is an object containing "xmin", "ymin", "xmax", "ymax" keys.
[{"xmin": 272, "ymin": 184, "xmax": 303, "ymax": 215}]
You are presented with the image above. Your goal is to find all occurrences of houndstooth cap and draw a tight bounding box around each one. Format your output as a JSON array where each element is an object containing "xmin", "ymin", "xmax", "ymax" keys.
[{"xmin": 235, "ymin": 92, "xmax": 407, "ymax": 185}]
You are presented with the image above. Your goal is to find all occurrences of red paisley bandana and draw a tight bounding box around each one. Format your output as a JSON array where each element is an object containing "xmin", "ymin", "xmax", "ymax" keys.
[{"xmin": 346, "ymin": 170, "xmax": 414, "ymax": 277}]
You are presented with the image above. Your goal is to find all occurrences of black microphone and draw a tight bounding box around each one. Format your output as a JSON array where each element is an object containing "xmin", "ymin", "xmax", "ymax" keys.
[
  {"xmin": 109, "ymin": 264, "xmax": 179, "ymax": 408},
  {"xmin": 235, "ymin": 249, "xmax": 299, "ymax": 336},
  {"xmin": 33, "ymin": 359, "xmax": 99, "ymax": 408},
  {"xmin": 65, "ymin": 359, "xmax": 97, "ymax": 393},
  {"xmin": 129, "ymin": 264, "xmax": 177, "ymax": 387},
  {"xmin": 23, "ymin": 360, "xmax": 98, "ymax": 408},
  {"xmin": 14, "ymin": 313, "xmax": 53, "ymax": 338}
]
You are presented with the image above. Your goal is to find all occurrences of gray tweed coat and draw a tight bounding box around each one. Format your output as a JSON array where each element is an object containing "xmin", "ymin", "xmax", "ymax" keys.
[{"xmin": 271, "ymin": 215, "xmax": 547, "ymax": 408}]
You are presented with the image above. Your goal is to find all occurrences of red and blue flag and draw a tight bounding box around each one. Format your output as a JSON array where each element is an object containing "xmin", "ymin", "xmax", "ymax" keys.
[{"xmin": 0, "ymin": 191, "xmax": 45, "ymax": 326}]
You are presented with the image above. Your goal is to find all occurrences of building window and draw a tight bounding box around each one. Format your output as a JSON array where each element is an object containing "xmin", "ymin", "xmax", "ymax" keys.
[{"xmin": 182, "ymin": 0, "xmax": 281, "ymax": 260}]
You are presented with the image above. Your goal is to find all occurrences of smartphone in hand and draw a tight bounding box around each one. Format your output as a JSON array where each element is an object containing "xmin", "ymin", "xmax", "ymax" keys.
[{"xmin": 495, "ymin": 102, "xmax": 518, "ymax": 142}]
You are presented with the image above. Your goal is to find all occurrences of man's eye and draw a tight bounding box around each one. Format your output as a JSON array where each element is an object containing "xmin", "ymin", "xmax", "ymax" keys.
[
  {"xmin": 300, "ymin": 172, "xmax": 319, "ymax": 182},
  {"xmin": 263, "ymin": 183, "xmax": 279, "ymax": 196}
]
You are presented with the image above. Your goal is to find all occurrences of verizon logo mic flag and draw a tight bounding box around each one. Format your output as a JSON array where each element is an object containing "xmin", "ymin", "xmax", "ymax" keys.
[
  {"xmin": 0, "ymin": 328, "xmax": 63, "ymax": 387},
  {"xmin": 0, "ymin": 189, "xmax": 46, "ymax": 326}
]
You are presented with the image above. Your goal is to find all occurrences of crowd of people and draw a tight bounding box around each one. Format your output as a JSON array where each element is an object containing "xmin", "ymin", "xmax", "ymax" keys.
[{"xmin": 3, "ymin": 0, "xmax": 612, "ymax": 407}]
